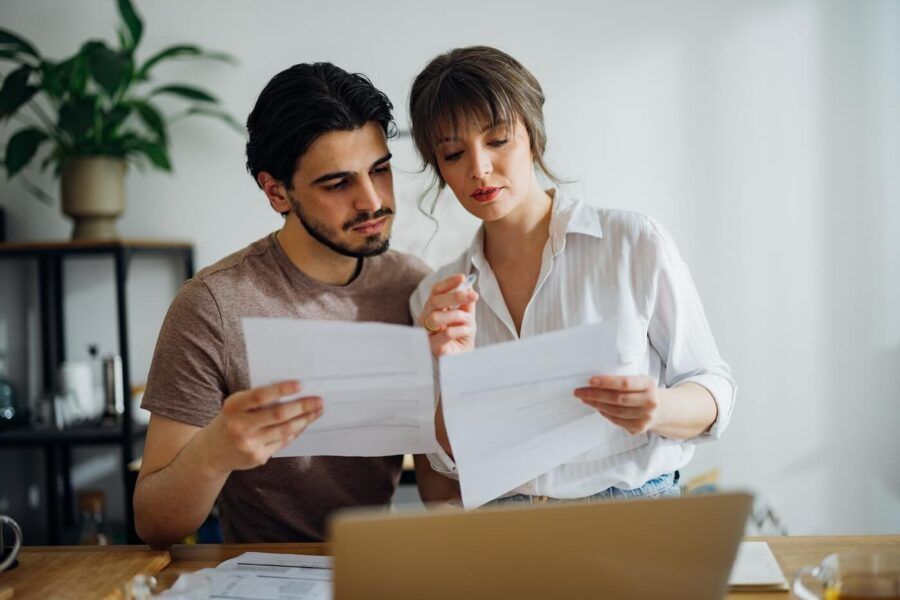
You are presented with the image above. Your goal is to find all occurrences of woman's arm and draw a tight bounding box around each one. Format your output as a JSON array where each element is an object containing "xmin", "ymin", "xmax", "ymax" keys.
[{"xmin": 574, "ymin": 376, "xmax": 716, "ymax": 440}]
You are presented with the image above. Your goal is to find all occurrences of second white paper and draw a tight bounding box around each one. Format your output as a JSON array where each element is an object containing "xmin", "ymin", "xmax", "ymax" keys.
[
  {"xmin": 243, "ymin": 318, "xmax": 439, "ymax": 457},
  {"xmin": 439, "ymin": 321, "xmax": 651, "ymax": 508}
]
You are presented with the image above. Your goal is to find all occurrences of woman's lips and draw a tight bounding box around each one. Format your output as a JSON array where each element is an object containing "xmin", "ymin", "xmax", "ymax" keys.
[
  {"xmin": 352, "ymin": 217, "xmax": 387, "ymax": 235},
  {"xmin": 470, "ymin": 187, "xmax": 502, "ymax": 203}
]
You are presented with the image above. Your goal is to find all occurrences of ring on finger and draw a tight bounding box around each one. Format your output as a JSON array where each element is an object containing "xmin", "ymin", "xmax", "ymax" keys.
[{"xmin": 424, "ymin": 319, "xmax": 440, "ymax": 334}]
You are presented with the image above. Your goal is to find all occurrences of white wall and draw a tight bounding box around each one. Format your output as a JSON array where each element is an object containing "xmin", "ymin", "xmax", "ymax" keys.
[{"xmin": 1, "ymin": 0, "xmax": 897, "ymax": 536}]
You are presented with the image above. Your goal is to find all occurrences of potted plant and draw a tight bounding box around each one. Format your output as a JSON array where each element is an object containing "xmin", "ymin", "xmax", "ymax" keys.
[{"xmin": 0, "ymin": 0, "xmax": 239, "ymax": 239}]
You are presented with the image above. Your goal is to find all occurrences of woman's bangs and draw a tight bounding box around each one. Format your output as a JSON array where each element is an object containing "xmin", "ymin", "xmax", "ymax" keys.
[{"xmin": 425, "ymin": 78, "xmax": 516, "ymax": 151}]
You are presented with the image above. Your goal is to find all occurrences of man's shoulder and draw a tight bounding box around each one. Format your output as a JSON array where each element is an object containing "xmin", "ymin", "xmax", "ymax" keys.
[
  {"xmin": 369, "ymin": 249, "xmax": 432, "ymax": 285},
  {"xmin": 194, "ymin": 234, "xmax": 276, "ymax": 286}
]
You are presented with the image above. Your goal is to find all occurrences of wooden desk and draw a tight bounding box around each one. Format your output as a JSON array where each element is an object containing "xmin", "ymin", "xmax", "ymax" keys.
[{"xmin": 3, "ymin": 536, "xmax": 898, "ymax": 599}]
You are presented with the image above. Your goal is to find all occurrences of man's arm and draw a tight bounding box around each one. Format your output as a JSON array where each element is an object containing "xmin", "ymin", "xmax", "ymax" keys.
[{"xmin": 134, "ymin": 381, "xmax": 322, "ymax": 549}]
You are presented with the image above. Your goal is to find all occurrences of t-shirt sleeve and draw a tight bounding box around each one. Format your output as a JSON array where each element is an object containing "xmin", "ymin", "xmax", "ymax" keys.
[{"xmin": 141, "ymin": 278, "xmax": 227, "ymax": 427}]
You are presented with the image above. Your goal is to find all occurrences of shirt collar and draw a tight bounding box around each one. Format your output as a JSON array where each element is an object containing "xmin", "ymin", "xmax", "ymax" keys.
[
  {"xmin": 548, "ymin": 187, "xmax": 603, "ymax": 255},
  {"xmin": 467, "ymin": 187, "xmax": 603, "ymax": 272}
]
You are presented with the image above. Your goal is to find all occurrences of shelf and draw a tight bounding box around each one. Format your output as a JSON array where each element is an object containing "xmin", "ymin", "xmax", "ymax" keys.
[
  {"xmin": 0, "ymin": 237, "xmax": 193, "ymax": 544},
  {"xmin": 0, "ymin": 421, "xmax": 148, "ymax": 446},
  {"xmin": 0, "ymin": 239, "xmax": 193, "ymax": 259}
]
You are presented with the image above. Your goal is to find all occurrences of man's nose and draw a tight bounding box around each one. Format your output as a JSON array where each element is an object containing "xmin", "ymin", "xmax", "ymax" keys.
[{"xmin": 354, "ymin": 176, "xmax": 383, "ymax": 212}]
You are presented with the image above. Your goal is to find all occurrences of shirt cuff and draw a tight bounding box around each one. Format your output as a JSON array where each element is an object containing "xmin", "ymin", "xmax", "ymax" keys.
[
  {"xmin": 427, "ymin": 446, "xmax": 459, "ymax": 479},
  {"xmin": 680, "ymin": 374, "xmax": 736, "ymax": 442}
]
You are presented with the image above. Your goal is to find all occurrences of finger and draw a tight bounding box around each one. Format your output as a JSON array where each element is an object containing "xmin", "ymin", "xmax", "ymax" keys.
[
  {"xmin": 423, "ymin": 309, "xmax": 473, "ymax": 332},
  {"xmin": 574, "ymin": 389, "xmax": 649, "ymax": 407},
  {"xmin": 582, "ymin": 397, "xmax": 650, "ymax": 420},
  {"xmin": 588, "ymin": 375, "xmax": 654, "ymax": 393},
  {"xmin": 261, "ymin": 408, "xmax": 323, "ymax": 445},
  {"xmin": 430, "ymin": 289, "xmax": 479, "ymax": 311},
  {"xmin": 229, "ymin": 380, "xmax": 302, "ymax": 412},
  {"xmin": 431, "ymin": 274, "xmax": 467, "ymax": 296},
  {"xmin": 428, "ymin": 324, "xmax": 476, "ymax": 356},
  {"xmin": 246, "ymin": 396, "xmax": 323, "ymax": 430}
]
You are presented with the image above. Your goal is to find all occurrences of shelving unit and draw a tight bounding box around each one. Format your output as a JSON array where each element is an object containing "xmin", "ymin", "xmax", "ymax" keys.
[{"xmin": 0, "ymin": 239, "xmax": 193, "ymax": 544}]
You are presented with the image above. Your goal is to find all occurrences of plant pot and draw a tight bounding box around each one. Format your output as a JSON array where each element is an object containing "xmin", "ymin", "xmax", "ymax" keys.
[{"xmin": 60, "ymin": 157, "xmax": 127, "ymax": 240}]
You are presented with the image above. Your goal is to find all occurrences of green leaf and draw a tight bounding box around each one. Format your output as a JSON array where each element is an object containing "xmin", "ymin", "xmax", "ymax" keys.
[
  {"xmin": 57, "ymin": 96, "xmax": 97, "ymax": 138},
  {"xmin": 177, "ymin": 105, "xmax": 243, "ymax": 134},
  {"xmin": 137, "ymin": 45, "xmax": 200, "ymax": 79},
  {"xmin": 135, "ymin": 140, "xmax": 171, "ymax": 171},
  {"xmin": 100, "ymin": 105, "xmax": 132, "ymax": 140},
  {"xmin": 136, "ymin": 45, "xmax": 235, "ymax": 80},
  {"xmin": 116, "ymin": 0, "xmax": 143, "ymax": 50},
  {"xmin": 4, "ymin": 127, "xmax": 48, "ymax": 177},
  {"xmin": 84, "ymin": 41, "xmax": 131, "ymax": 98},
  {"xmin": 0, "ymin": 29, "xmax": 40, "ymax": 60},
  {"xmin": 116, "ymin": 28, "xmax": 130, "ymax": 51},
  {"xmin": 0, "ymin": 48, "xmax": 26, "ymax": 62},
  {"xmin": 131, "ymin": 100, "xmax": 167, "ymax": 142},
  {"xmin": 150, "ymin": 84, "xmax": 217, "ymax": 103},
  {"xmin": 0, "ymin": 65, "xmax": 35, "ymax": 120}
]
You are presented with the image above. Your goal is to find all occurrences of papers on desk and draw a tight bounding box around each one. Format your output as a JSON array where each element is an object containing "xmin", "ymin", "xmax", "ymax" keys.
[
  {"xmin": 727, "ymin": 541, "xmax": 789, "ymax": 591},
  {"xmin": 439, "ymin": 321, "xmax": 651, "ymax": 508},
  {"xmin": 242, "ymin": 318, "xmax": 439, "ymax": 457},
  {"xmin": 201, "ymin": 552, "xmax": 332, "ymax": 599}
]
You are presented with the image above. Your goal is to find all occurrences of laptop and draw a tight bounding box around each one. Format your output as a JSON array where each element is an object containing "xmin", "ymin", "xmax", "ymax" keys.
[{"xmin": 330, "ymin": 492, "xmax": 753, "ymax": 600}]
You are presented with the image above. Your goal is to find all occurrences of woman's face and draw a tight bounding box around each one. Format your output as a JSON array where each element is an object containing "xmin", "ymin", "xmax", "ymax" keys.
[{"xmin": 434, "ymin": 116, "xmax": 537, "ymax": 222}]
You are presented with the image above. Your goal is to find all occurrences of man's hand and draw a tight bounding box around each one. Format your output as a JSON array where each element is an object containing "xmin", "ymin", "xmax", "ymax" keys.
[
  {"xmin": 574, "ymin": 375, "xmax": 663, "ymax": 435},
  {"xmin": 202, "ymin": 380, "xmax": 323, "ymax": 473},
  {"xmin": 420, "ymin": 274, "xmax": 478, "ymax": 357}
]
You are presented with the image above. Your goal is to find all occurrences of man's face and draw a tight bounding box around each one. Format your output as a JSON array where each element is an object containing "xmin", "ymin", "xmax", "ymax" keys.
[{"xmin": 288, "ymin": 121, "xmax": 395, "ymax": 258}]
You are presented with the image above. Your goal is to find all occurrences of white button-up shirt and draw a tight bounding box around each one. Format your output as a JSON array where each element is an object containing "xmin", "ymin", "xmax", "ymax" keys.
[{"xmin": 410, "ymin": 189, "xmax": 736, "ymax": 499}]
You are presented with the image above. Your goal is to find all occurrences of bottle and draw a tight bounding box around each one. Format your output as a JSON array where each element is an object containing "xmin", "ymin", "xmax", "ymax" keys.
[
  {"xmin": 0, "ymin": 352, "xmax": 18, "ymax": 425},
  {"xmin": 87, "ymin": 344, "xmax": 105, "ymax": 419},
  {"xmin": 77, "ymin": 490, "xmax": 110, "ymax": 545},
  {"xmin": 102, "ymin": 354, "xmax": 124, "ymax": 422}
]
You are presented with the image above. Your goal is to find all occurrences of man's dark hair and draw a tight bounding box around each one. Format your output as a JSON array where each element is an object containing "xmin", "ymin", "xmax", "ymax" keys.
[{"xmin": 245, "ymin": 62, "xmax": 396, "ymax": 188}]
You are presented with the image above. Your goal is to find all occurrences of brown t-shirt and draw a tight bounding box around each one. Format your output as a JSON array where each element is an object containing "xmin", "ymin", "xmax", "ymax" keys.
[{"xmin": 142, "ymin": 233, "xmax": 430, "ymax": 542}]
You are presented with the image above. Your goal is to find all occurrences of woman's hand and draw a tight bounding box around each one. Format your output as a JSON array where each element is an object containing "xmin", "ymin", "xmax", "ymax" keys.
[
  {"xmin": 419, "ymin": 274, "xmax": 478, "ymax": 357},
  {"xmin": 574, "ymin": 375, "xmax": 664, "ymax": 435}
]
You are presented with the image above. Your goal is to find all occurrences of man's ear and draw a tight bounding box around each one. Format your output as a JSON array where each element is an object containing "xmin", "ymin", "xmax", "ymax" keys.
[{"xmin": 257, "ymin": 171, "xmax": 291, "ymax": 214}]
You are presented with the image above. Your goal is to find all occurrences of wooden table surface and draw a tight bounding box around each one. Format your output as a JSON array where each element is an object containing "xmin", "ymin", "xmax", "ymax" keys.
[
  {"xmin": 2, "ymin": 535, "xmax": 898, "ymax": 599},
  {"xmin": 0, "ymin": 545, "xmax": 169, "ymax": 600}
]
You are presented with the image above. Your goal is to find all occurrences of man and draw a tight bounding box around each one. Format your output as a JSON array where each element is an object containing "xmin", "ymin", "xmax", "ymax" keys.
[{"xmin": 134, "ymin": 63, "xmax": 458, "ymax": 549}]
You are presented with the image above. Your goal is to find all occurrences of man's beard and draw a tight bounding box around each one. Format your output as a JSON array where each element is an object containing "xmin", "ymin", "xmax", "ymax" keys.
[{"xmin": 289, "ymin": 194, "xmax": 392, "ymax": 258}]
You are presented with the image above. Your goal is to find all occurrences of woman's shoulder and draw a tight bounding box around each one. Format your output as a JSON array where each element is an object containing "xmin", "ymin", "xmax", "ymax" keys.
[{"xmin": 569, "ymin": 199, "xmax": 672, "ymax": 245}]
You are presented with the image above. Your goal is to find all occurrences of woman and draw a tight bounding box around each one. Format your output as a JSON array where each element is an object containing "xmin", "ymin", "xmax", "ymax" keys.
[{"xmin": 408, "ymin": 46, "xmax": 736, "ymax": 505}]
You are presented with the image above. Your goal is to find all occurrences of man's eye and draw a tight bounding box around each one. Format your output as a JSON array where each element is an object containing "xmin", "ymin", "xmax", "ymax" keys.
[
  {"xmin": 326, "ymin": 179, "xmax": 349, "ymax": 191},
  {"xmin": 488, "ymin": 138, "xmax": 508, "ymax": 148},
  {"xmin": 442, "ymin": 151, "xmax": 463, "ymax": 162}
]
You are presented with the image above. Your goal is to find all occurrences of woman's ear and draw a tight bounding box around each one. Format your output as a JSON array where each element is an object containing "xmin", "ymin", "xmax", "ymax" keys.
[{"xmin": 257, "ymin": 171, "xmax": 292, "ymax": 214}]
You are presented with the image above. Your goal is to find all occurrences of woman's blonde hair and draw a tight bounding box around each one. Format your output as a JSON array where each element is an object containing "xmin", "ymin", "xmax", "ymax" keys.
[{"xmin": 409, "ymin": 45, "xmax": 561, "ymax": 199}]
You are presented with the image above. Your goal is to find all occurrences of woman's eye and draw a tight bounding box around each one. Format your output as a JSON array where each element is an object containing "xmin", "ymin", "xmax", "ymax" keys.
[
  {"xmin": 442, "ymin": 151, "xmax": 463, "ymax": 162},
  {"xmin": 488, "ymin": 138, "xmax": 509, "ymax": 148},
  {"xmin": 372, "ymin": 165, "xmax": 391, "ymax": 175},
  {"xmin": 326, "ymin": 179, "xmax": 349, "ymax": 191}
]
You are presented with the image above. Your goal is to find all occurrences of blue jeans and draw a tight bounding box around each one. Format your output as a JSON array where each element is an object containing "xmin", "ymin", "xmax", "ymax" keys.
[{"xmin": 489, "ymin": 472, "xmax": 681, "ymax": 506}]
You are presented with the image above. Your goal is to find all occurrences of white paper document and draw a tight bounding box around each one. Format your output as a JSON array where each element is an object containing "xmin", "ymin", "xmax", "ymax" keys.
[
  {"xmin": 242, "ymin": 318, "xmax": 439, "ymax": 457},
  {"xmin": 727, "ymin": 541, "xmax": 789, "ymax": 590},
  {"xmin": 204, "ymin": 551, "xmax": 333, "ymax": 599},
  {"xmin": 439, "ymin": 321, "xmax": 651, "ymax": 508}
]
